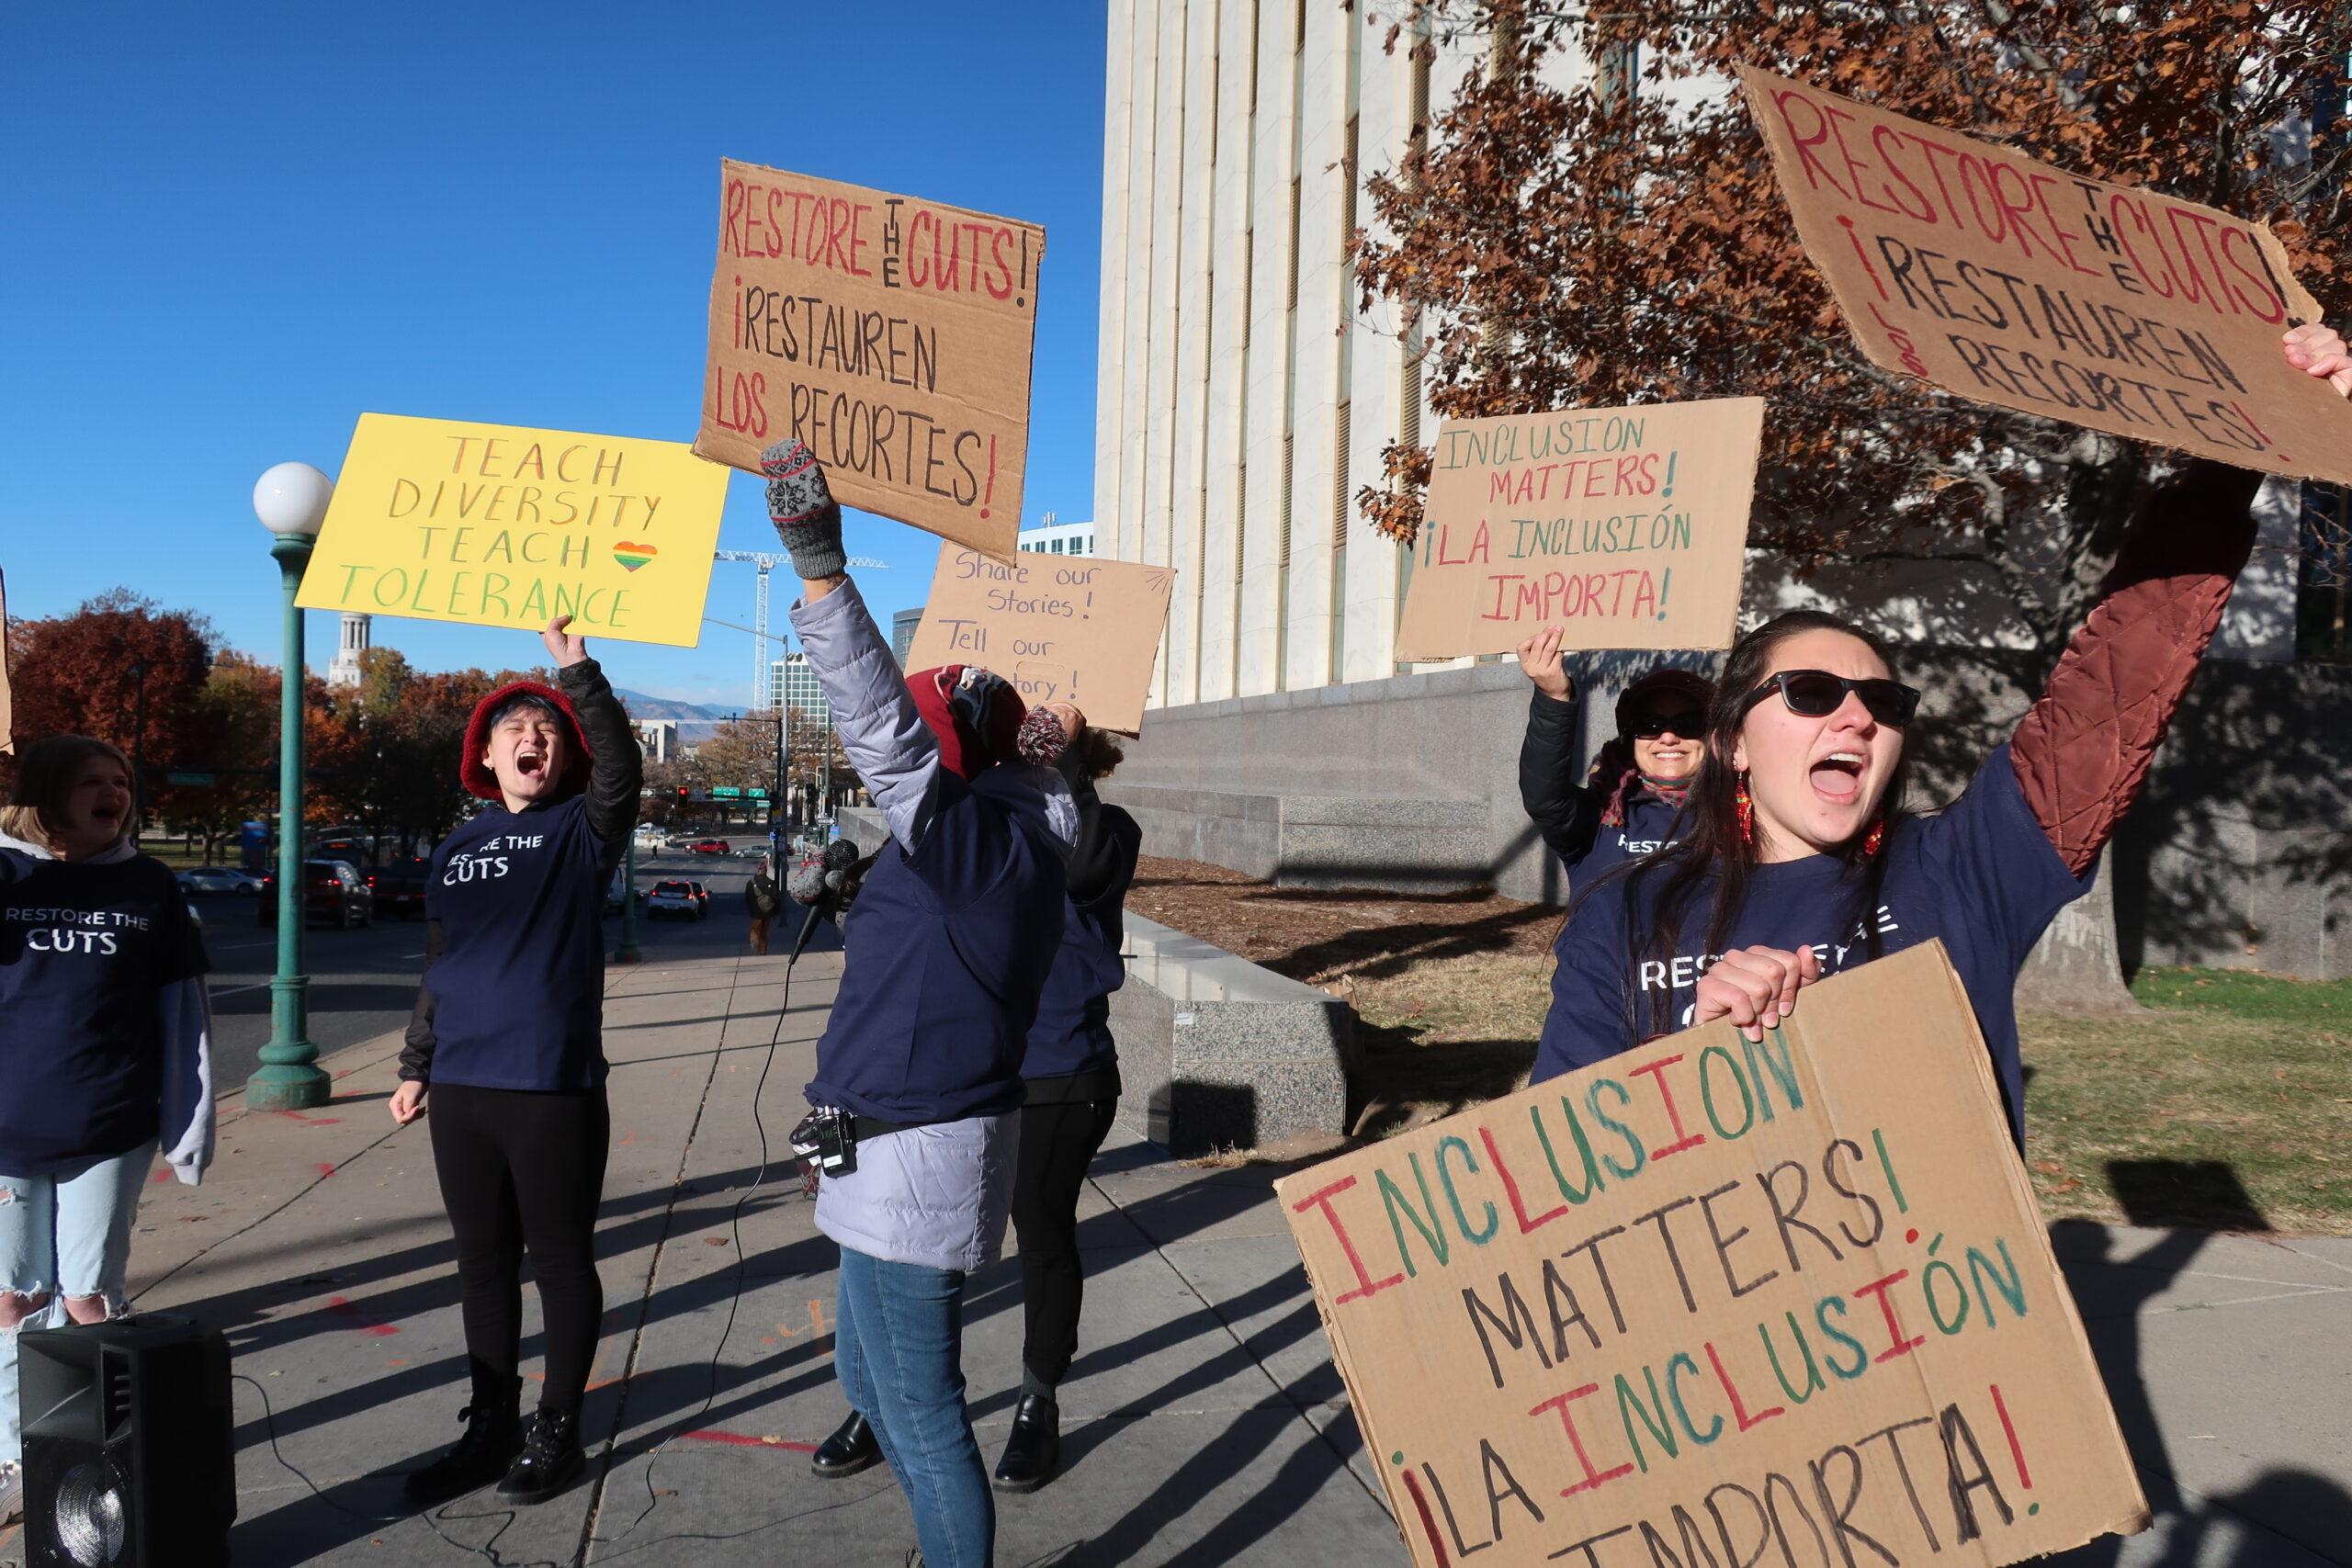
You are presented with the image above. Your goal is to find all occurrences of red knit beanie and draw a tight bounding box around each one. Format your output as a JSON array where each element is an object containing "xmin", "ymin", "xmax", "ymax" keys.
[
  {"xmin": 908, "ymin": 666, "xmax": 1026, "ymax": 782},
  {"xmin": 458, "ymin": 681, "xmax": 594, "ymax": 802}
]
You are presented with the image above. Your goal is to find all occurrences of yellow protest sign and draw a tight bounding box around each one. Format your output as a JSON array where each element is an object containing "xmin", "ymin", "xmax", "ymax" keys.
[{"xmin": 297, "ymin": 415, "xmax": 730, "ymax": 647}]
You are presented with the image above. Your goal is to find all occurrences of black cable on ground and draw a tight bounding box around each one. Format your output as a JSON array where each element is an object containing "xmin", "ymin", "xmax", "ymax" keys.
[
  {"xmin": 234, "ymin": 919, "xmax": 811, "ymax": 1568},
  {"xmin": 587, "ymin": 927, "xmax": 802, "ymax": 1550}
]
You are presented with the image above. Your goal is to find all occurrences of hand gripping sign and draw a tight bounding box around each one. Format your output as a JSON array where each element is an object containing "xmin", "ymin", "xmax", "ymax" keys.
[{"xmin": 1280, "ymin": 943, "xmax": 2145, "ymax": 1568}]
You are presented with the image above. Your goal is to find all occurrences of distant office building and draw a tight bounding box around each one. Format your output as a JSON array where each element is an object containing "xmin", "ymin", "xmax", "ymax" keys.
[
  {"xmin": 767, "ymin": 652, "xmax": 831, "ymax": 723},
  {"xmin": 892, "ymin": 605, "xmax": 926, "ymax": 667},
  {"xmin": 1016, "ymin": 513, "xmax": 1095, "ymax": 558},
  {"xmin": 326, "ymin": 612, "xmax": 371, "ymax": 688},
  {"xmin": 632, "ymin": 719, "xmax": 678, "ymax": 763}
]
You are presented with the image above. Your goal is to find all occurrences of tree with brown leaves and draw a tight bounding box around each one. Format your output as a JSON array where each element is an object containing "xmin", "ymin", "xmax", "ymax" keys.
[
  {"xmin": 1354, "ymin": 0, "xmax": 2349, "ymax": 645},
  {"xmin": 1353, "ymin": 0, "xmax": 2350, "ymax": 1001}
]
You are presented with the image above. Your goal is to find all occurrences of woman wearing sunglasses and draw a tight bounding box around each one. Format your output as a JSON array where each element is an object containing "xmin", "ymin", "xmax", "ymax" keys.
[
  {"xmin": 1533, "ymin": 322, "xmax": 2352, "ymax": 1143},
  {"xmin": 1515, "ymin": 629, "xmax": 1713, "ymax": 884}
]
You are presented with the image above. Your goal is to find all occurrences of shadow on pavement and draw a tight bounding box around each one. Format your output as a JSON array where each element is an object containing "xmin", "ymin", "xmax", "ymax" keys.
[{"xmin": 2047, "ymin": 1160, "xmax": 2352, "ymax": 1567}]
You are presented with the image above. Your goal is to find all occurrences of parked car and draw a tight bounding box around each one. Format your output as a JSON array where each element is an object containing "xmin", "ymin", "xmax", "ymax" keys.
[
  {"xmin": 646, "ymin": 880, "xmax": 705, "ymax": 920},
  {"xmin": 369, "ymin": 857, "xmax": 431, "ymax": 919},
  {"xmin": 176, "ymin": 866, "xmax": 262, "ymax": 897},
  {"xmin": 689, "ymin": 839, "xmax": 729, "ymax": 855},
  {"xmin": 259, "ymin": 861, "xmax": 375, "ymax": 928}
]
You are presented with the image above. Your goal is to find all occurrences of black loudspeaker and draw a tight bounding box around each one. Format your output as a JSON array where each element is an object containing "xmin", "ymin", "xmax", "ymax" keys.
[{"xmin": 17, "ymin": 1314, "xmax": 234, "ymax": 1568}]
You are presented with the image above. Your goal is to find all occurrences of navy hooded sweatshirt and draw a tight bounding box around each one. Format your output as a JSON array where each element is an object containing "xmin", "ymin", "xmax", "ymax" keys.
[
  {"xmin": 400, "ymin": 657, "xmax": 642, "ymax": 1092},
  {"xmin": 789, "ymin": 580, "xmax": 1073, "ymax": 1126},
  {"xmin": 1021, "ymin": 746, "xmax": 1144, "ymax": 1097},
  {"xmin": 1535, "ymin": 746, "xmax": 2088, "ymax": 1143}
]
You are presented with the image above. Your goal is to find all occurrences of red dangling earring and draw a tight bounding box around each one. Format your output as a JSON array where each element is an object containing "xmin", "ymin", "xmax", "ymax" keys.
[
  {"xmin": 1862, "ymin": 816, "xmax": 1886, "ymax": 857},
  {"xmin": 1735, "ymin": 772, "xmax": 1755, "ymax": 846}
]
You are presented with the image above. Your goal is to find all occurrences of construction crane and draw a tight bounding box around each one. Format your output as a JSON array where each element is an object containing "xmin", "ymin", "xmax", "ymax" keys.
[{"xmin": 714, "ymin": 549, "xmax": 888, "ymax": 711}]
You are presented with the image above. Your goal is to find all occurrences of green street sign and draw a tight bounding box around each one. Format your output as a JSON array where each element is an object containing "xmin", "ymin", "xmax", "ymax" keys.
[
  {"xmin": 711, "ymin": 786, "xmax": 743, "ymax": 798},
  {"xmin": 749, "ymin": 788, "xmax": 770, "ymax": 799},
  {"xmin": 167, "ymin": 771, "xmax": 216, "ymax": 787}
]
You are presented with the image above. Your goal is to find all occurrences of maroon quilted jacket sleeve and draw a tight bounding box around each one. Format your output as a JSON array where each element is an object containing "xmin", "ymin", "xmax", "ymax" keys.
[{"xmin": 2009, "ymin": 460, "xmax": 2265, "ymax": 876}]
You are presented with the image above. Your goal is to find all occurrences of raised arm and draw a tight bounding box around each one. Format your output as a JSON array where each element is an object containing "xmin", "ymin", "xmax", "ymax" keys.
[
  {"xmin": 766, "ymin": 439, "xmax": 949, "ymax": 852},
  {"xmin": 791, "ymin": 578, "xmax": 948, "ymax": 849},
  {"xmin": 1514, "ymin": 628, "xmax": 1608, "ymax": 870},
  {"xmin": 2011, "ymin": 323, "xmax": 2352, "ymax": 874},
  {"xmin": 534, "ymin": 615, "xmax": 641, "ymax": 847}
]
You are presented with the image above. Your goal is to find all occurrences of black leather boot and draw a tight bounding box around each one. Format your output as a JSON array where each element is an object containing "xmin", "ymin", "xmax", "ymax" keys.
[
  {"xmin": 811, "ymin": 1410, "xmax": 882, "ymax": 1479},
  {"xmin": 405, "ymin": 1371, "xmax": 524, "ymax": 1503},
  {"xmin": 497, "ymin": 1406, "xmax": 584, "ymax": 1504},
  {"xmin": 991, "ymin": 1393, "xmax": 1061, "ymax": 1493}
]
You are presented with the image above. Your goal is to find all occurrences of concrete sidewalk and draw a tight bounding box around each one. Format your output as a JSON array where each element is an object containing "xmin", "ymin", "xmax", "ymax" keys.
[{"xmin": 2, "ymin": 947, "xmax": 2346, "ymax": 1566}]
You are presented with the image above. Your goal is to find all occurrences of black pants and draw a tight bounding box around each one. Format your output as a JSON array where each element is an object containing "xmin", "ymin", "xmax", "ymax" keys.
[
  {"xmin": 1009, "ymin": 1097, "xmax": 1119, "ymax": 1389},
  {"xmin": 428, "ymin": 1083, "xmax": 610, "ymax": 1417}
]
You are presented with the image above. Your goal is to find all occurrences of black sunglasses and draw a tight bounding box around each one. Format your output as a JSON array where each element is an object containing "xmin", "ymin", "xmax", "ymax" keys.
[
  {"xmin": 1626, "ymin": 708, "xmax": 1702, "ymax": 739},
  {"xmin": 1739, "ymin": 670, "xmax": 1921, "ymax": 728}
]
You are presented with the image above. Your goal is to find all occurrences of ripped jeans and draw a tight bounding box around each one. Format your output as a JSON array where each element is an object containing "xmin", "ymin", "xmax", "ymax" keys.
[{"xmin": 0, "ymin": 1143, "xmax": 154, "ymax": 1465}]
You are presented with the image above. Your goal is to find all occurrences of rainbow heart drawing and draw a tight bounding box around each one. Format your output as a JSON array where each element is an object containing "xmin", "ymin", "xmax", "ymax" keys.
[{"xmin": 613, "ymin": 541, "xmax": 658, "ymax": 572}]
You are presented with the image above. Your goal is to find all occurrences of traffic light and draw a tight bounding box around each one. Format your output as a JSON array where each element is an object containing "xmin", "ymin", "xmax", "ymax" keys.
[{"xmin": 674, "ymin": 786, "xmax": 689, "ymax": 807}]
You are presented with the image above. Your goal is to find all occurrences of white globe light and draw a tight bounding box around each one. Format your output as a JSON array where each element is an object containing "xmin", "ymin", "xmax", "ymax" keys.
[{"xmin": 253, "ymin": 461, "xmax": 335, "ymax": 537}]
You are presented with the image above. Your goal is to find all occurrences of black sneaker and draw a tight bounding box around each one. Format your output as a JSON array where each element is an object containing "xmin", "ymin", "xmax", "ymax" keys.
[
  {"xmin": 496, "ymin": 1407, "xmax": 584, "ymax": 1504},
  {"xmin": 405, "ymin": 1397, "xmax": 524, "ymax": 1504},
  {"xmin": 811, "ymin": 1410, "xmax": 883, "ymax": 1480},
  {"xmin": 991, "ymin": 1393, "xmax": 1061, "ymax": 1493}
]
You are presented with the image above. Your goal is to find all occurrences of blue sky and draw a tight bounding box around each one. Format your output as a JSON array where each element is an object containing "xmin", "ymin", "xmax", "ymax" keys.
[{"xmin": 1, "ymin": 1, "xmax": 1106, "ymax": 710}]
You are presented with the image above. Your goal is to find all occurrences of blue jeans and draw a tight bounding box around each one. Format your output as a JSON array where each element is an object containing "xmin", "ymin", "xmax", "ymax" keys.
[
  {"xmin": 834, "ymin": 1246, "xmax": 992, "ymax": 1568},
  {"xmin": 0, "ymin": 1143, "xmax": 156, "ymax": 1464}
]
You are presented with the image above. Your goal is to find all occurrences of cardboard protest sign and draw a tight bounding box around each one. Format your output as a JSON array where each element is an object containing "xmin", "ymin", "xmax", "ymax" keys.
[
  {"xmin": 1281, "ymin": 942, "xmax": 2144, "ymax": 1568},
  {"xmin": 1396, "ymin": 399, "xmax": 1764, "ymax": 660},
  {"xmin": 905, "ymin": 549, "xmax": 1174, "ymax": 734},
  {"xmin": 297, "ymin": 415, "xmax": 729, "ymax": 648},
  {"xmin": 695, "ymin": 160, "xmax": 1045, "ymax": 558},
  {"xmin": 1741, "ymin": 65, "xmax": 2352, "ymax": 484}
]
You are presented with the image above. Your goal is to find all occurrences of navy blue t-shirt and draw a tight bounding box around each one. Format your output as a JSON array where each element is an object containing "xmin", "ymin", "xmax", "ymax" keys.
[
  {"xmin": 1566, "ymin": 789, "xmax": 1685, "ymax": 883},
  {"xmin": 1534, "ymin": 746, "xmax": 2088, "ymax": 1142},
  {"xmin": 420, "ymin": 794, "xmax": 621, "ymax": 1091},
  {"xmin": 809, "ymin": 764, "xmax": 1069, "ymax": 1123},
  {"xmin": 1023, "ymin": 805, "xmax": 1143, "ymax": 1082},
  {"xmin": 0, "ymin": 850, "xmax": 206, "ymax": 1177}
]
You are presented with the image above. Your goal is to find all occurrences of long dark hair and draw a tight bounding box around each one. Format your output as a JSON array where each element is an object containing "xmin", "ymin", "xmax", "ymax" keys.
[{"xmin": 1604, "ymin": 611, "xmax": 1915, "ymax": 1034}]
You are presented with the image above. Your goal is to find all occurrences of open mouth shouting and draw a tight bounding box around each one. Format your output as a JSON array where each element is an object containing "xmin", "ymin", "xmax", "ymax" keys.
[{"xmin": 1809, "ymin": 750, "xmax": 1866, "ymax": 807}]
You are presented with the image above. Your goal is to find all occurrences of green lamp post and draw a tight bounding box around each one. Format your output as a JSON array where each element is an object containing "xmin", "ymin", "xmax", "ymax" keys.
[
  {"xmin": 246, "ymin": 460, "xmax": 336, "ymax": 1111},
  {"xmin": 613, "ymin": 825, "xmax": 643, "ymax": 964}
]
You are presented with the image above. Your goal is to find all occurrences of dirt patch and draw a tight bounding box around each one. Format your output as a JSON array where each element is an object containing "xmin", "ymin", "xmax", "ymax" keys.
[{"xmin": 1130, "ymin": 856, "xmax": 1559, "ymax": 1141}]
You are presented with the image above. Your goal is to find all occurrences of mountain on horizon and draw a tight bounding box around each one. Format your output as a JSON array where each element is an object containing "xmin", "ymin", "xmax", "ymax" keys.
[{"xmin": 614, "ymin": 688, "xmax": 733, "ymax": 723}]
